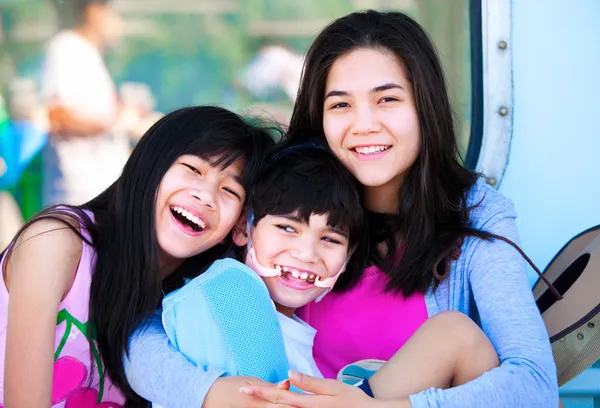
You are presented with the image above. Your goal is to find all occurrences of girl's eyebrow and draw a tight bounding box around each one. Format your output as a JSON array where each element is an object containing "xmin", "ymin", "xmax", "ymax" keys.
[
  {"xmin": 190, "ymin": 155, "xmax": 243, "ymax": 183},
  {"xmin": 324, "ymin": 82, "xmax": 405, "ymax": 100},
  {"xmin": 371, "ymin": 82, "xmax": 405, "ymax": 93},
  {"xmin": 324, "ymin": 90, "xmax": 349, "ymax": 100}
]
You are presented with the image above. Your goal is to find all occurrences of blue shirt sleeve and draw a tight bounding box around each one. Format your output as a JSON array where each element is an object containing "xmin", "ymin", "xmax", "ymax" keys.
[
  {"xmin": 124, "ymin": 309, "xmax": 226, "ymax": 408},
  {"xmin": 410, "ymin": 187, "xmax": 559, "ymax": 407}
]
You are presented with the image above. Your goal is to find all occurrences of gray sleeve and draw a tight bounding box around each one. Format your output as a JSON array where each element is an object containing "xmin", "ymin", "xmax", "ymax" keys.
[
  {"xmin": 124, "ymin": 310, "xmax": 226, "ymax": 408},
  {"xmin": 410, "ymin": 204, "xmax": 558, "ymax": 407}
]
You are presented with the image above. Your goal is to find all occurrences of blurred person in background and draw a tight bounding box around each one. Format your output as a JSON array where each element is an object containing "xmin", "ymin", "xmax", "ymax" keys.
[
  {"xmin": 243, "ymin": 45, "xmax": 304, "ymax": 126},
  {"xmin": 42, "ymin": 0, "xmax": 138, "ymax": 206},
  {"xmin": 117, "ymin": 81, "xmax": 164, "ymax": 145},
  {"xmin": 243, "ymin": 45, "xmax": 304, "ymax": 103}
]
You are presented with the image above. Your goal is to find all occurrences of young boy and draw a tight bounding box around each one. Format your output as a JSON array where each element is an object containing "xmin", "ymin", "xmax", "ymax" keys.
[
  {"xmin": 231, "ymin": 142, "xmax": 366, "ymax": 379},
  {"xmin": 127, "ymin": 141, "xmax": 499, "ymax": 407}
]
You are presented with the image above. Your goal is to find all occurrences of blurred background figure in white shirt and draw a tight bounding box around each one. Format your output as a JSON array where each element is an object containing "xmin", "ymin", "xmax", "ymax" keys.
[{"xmin": 42, "ymin": 0, "xmax": 133, "ymax": 206}]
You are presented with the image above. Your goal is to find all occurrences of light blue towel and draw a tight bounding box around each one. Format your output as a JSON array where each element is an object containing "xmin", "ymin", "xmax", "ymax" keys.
[{"xmin": 162, "ymin": 258, "xmax": 290, "ymax": 384}]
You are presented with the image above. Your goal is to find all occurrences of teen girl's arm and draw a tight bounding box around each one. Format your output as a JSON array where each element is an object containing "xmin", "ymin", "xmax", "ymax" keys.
[
  {"xmin": 4, "ymin": 219, "xmax": 82, "ymax": 407},
  {"xmin": 124, "ymin": 312, "xmax": 289, "ymax": 408},
  {"xmin": 408, "ymin": 195, "xmax": 559, "ymax": 407},
  {"xmin": 124, "ymin": 311, "xmax": 225, "ymax": 407}
]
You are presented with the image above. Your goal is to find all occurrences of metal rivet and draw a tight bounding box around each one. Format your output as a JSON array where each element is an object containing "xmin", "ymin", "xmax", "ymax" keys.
[
  {"xmin": 498, "ymin": 40, "xmax": 508, "ymax": 50},
  {"xmin": 589, "ymin": 322, "xmax": 596, "ymax": 329},
  {"xmin": 577, "ymin": 333, "xmax": 584, "ymax": 340},
  {"xmin": 498, "ymin": 106, "xmax": 509, "ymax": 117},
  {"xmin": 486, "ymin": 177, "xmax": 497, "ymax": 186}
]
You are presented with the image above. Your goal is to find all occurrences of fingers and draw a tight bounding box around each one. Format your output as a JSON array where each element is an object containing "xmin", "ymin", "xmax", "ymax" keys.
[
  {"xmin": 240, "ymin": 384, "xmax": 314, "ymax": 407},
  {"xmin": 288, "ymin": 371, "xmax": 340, "ymax": 396},
  {"xmin": 240, "ymin": 392, "xmax": 299, "ymax": 408},
  {"xmin": 276, "ymin": 379, "xmax": 291, "ymax": 390}
]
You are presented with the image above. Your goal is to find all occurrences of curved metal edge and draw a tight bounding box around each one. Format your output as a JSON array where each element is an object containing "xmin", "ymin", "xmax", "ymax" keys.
[
  {"xmin": 470, "ymin": 0, "xmax": 514, "ymax": 189},
  {"xmin": 465, "ymin": 0, "xmax": 484, "ymax": 170}
]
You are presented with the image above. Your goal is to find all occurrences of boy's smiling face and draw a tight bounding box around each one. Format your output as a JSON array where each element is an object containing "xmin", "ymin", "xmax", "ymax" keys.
[{"xmin": 244, "ymin": 212, "xmax": 350, "ymax": 317}]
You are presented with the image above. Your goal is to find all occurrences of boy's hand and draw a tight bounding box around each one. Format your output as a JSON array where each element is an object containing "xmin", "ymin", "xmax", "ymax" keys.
[{"xmin": 203, "ymin": 376, "xmax": 295, "ymax": 408}]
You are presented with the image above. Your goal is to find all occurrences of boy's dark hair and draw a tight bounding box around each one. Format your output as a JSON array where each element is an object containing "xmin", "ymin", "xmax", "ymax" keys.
[{"xmin": 249, "ymin": 135, "xmax": 368, "ymax": 290}]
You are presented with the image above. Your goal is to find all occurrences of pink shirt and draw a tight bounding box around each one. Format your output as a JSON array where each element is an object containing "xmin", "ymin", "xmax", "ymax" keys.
[
  {"xmin": 0, "ymin": 211, "xmax": 125, "ymax": 407},
  {"xmin": 296, "ymin": 265, "xmax": 428, "ymax": 379}
]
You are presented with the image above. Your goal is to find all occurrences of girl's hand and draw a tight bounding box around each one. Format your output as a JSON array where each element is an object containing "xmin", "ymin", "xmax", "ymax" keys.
[
  {"xmin": 239, "ymin": 371, "xmax": 402, "ymax": 408},
  {"xmin": 203, "ymin": 376, "xmax": 294, "ymax": 408}
]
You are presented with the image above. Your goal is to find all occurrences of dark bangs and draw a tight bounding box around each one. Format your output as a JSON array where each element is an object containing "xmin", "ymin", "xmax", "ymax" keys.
[
  {"xmin": 250, "ymin": 147, "xmax": 364, "ymax": 249},
  {"xmin": 180, "ymin": 112, "xmax": 281, "ymax": 190}
]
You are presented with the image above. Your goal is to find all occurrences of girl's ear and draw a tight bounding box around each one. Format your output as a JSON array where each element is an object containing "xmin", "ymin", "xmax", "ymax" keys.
[{"xmin": 231, "ymin": 211, "xmax": 249, "ymax": 247}]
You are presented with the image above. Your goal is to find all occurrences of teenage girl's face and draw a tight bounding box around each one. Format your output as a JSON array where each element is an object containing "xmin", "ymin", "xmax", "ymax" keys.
[
  {"xmin": 155, "ymin": 155, "xmax": 246, "ymax": 271},
  {"xmin": 251, "ymin": 213, "xmax": 349, "ymax": 316},
  {"xmin": 322, "ymin": 48, "xmax": 420, "ymax": 203}
]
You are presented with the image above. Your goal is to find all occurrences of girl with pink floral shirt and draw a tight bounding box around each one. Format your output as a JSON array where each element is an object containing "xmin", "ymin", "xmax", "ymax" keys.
[{"xmin": 0, "ymin": 106, "xmax": 274, "ymax": 407}]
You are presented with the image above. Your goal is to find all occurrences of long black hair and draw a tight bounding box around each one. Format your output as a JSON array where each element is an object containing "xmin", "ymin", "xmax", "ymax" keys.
[
  {"xmin": 1, "ymin": 106, "xmax": 276, "ymax": 401},
  {"xmin": 287, "ymin": 10, "xmax": 493, "ymax": 296}
]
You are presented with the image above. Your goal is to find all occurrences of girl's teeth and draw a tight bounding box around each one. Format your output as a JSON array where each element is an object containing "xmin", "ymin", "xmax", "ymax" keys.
[
  {"xmin": 300, "ymin": 272, "xmax": 308, "ymax": 280},
  {"xmin": 172, "ymin": 206, "xmax": 206, "ymax": 229},
  {"xmin": 291, "ymin": 270, "xmax": 301, "ymax": 278},
  {"xmin": 354, "ymin": 146, "xmax": 389, "ymax": 154}
]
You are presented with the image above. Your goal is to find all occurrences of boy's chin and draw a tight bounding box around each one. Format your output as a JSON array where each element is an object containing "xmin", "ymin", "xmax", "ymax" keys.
[{"xmin": 271, "ymin": 290, "xmax": 326, "ymax": 310}]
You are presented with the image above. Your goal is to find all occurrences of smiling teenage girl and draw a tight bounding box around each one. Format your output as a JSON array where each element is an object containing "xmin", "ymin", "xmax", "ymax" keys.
[{"xmin": 267, "ymin": 9, "xmax": 558, "ymax": 408}]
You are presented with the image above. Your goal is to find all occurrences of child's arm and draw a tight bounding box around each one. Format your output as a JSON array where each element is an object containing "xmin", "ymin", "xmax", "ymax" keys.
[
  {"xmin": 124, "ymin": 310, "xmax": 226, "ymax": 407},
  {"xmin": 4, "ymin": 219, "xmax": 82, "ymax": 407},
  {"xmin": 125, "ymin": 312, "xmax": 286, "ymax": 408}
]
